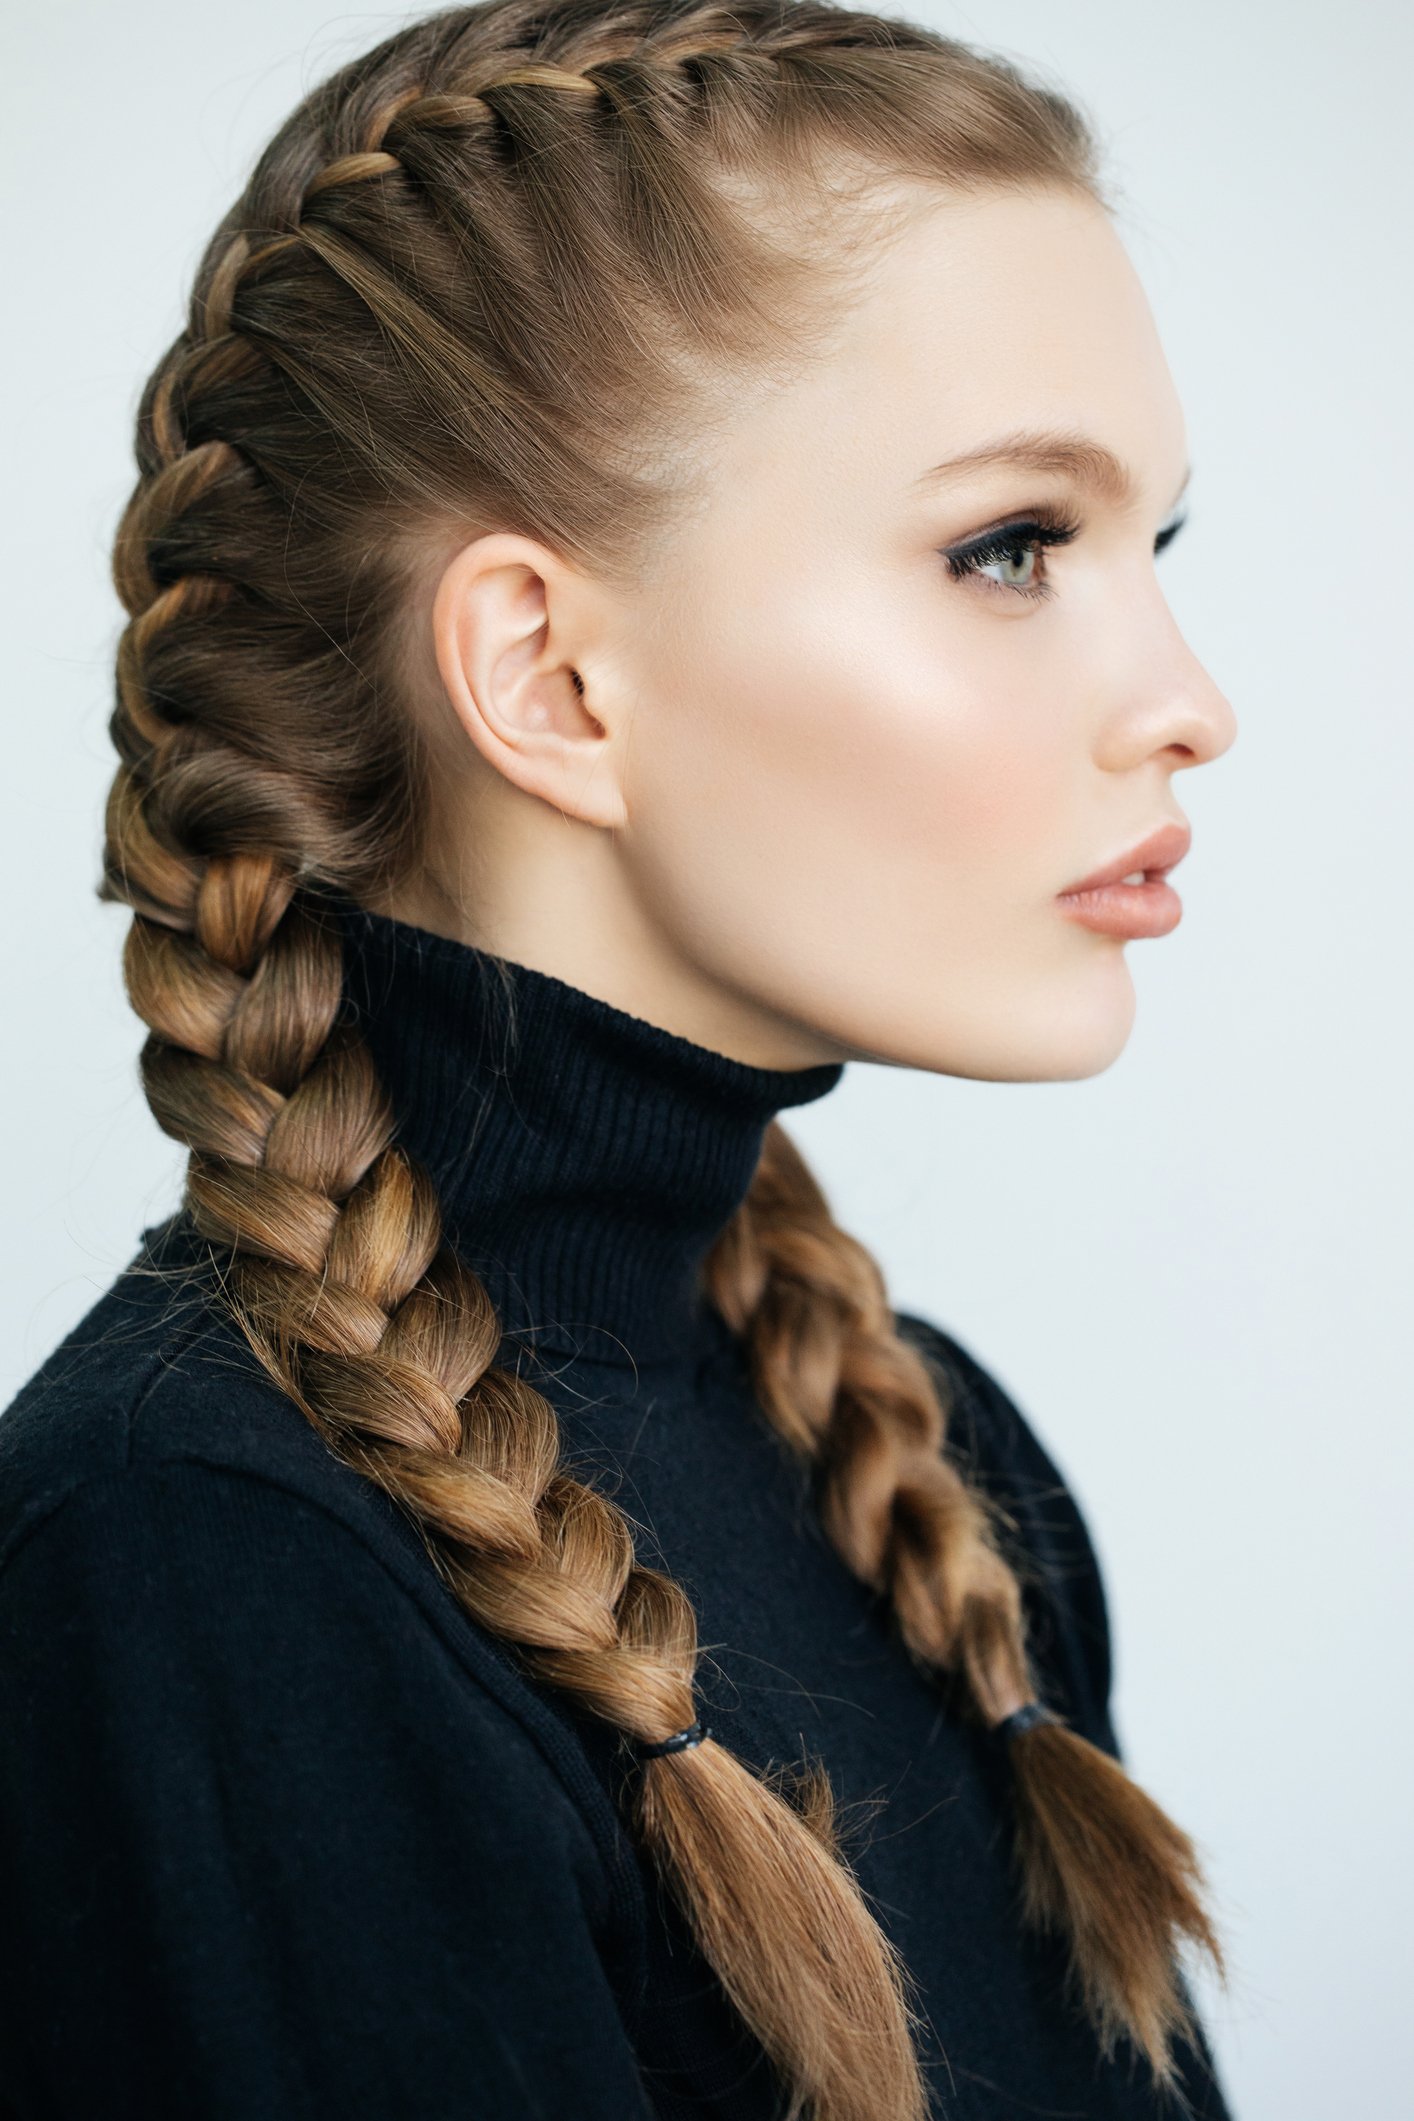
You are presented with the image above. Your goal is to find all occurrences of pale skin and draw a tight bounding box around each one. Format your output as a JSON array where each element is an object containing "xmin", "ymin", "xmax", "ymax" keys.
[{"xmin": 380, "ymin": 184, "xmax": 1238, "ymax": 1078}]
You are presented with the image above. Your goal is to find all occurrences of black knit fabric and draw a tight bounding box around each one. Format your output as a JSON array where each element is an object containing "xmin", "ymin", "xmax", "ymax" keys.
[
  {"xmin": 0, "ymin": 898, "xmax": 1235, "ymax": 2120},
  {"xmin": 336, "ymin": 894, "xmax": 846, "ymax": 1364}
]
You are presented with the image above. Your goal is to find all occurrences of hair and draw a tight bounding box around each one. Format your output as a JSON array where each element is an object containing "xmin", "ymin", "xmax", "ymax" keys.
[{"xmin": 99, "ymin": 4, "xmax": 1225, "ymax": 2116}]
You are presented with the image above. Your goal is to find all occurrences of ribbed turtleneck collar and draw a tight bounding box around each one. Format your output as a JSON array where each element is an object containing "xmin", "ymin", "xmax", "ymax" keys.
[{"xmin": 329, "ymin": 897, "xmax": 846, "ymax": 1367}]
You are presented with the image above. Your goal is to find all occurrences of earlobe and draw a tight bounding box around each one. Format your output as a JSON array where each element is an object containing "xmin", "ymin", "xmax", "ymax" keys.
[{"xmin": 430, "ymin": 532, "xmax": 626, "ymax": 829}]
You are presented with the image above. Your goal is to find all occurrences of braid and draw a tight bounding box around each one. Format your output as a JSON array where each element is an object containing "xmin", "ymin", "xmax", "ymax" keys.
[
  {"xmin": 706, "ymin": 1123, "xmax": 1226, "ymax": 2081},
  {"xmin": 96, "ymin": 4, "xmax": 1218, "ymax": 2113}
]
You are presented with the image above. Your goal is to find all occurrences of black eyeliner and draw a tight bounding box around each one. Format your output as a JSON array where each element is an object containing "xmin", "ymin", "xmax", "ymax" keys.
[
  {"xmin": 942, "ymin": 505, "xmax": 1081, "ymax": 578},
  {"xmin": 942, "ymin": 501, "xmax": 1190, "ymax": 585}
]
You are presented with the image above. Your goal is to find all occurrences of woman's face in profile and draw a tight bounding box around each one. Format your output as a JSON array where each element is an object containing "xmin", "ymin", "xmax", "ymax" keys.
[{"xmin": 604, "ymin": 184, "xmax": 1238, "ymax": 1081}]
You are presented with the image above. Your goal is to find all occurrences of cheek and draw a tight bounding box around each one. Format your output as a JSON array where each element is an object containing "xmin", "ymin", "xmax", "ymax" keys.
[{"xmin": 621, "ymin": 569, "xmax": 1073, "ymax": 988}]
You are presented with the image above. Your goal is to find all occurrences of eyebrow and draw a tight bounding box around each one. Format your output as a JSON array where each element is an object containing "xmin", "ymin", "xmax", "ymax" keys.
[{"xmin": 912, "ymin": 428, "xmax": 1191, "ymax": 513}]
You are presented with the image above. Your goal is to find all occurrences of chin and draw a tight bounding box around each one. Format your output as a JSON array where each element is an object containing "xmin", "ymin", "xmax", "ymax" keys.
[
  {"xmin": 948, "ymin": 954, "xmax": 1138, "ymax": 1084},
  {"xmin": 850, "ymin": 968, "xmax": 1136, "ymax": 1084},
  {"xmin": 805, "ymin": 941, "xmax": 1140, "ymax": 1082},
  {"xmin": 1026, "ymin": 953, "xmax": 1138, "ymax": 1081}
]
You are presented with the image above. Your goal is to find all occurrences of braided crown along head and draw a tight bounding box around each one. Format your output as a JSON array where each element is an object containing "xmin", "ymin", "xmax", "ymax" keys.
[{"xmin": 102, "ymin": 9, "xmax": 1220, "ymax": 2115}]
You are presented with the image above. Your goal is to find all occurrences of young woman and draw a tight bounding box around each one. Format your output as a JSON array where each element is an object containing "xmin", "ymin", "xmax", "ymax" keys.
[{"xmin": 0, "ymin": 3, "xmax": 1239, "ymax": 2116}]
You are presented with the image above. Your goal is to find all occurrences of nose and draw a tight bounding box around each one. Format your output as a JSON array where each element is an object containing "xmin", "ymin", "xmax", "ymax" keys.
[
  {"xmin": 1097, "ymin": 604, "xmax": 1238, "ymax": 774},
  {"xmin": 1163, "ymin": 641, "xmax": 1237, "ymax": 770}
]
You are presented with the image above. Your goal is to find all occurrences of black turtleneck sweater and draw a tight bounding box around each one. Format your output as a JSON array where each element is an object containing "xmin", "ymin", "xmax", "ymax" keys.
[{"xmin": 0, "ymin": 900, "xmax": 1233, "ymax": 2121}]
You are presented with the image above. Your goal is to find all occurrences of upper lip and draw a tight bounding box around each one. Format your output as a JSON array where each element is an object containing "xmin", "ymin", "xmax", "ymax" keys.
[{"xmin": 1059, "ymin": 818, "xmax": 1192, "ymax": 895}]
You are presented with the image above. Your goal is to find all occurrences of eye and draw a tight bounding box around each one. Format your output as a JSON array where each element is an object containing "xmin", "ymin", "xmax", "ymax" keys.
[
  {"xmin": 941, "ymin": 508, "xmax": 1081, "ymax": 604},
  {"xmin": 1154, "ymin": 508, "xmax": 1188, "ymax": 555},
  {"xmin": 975, "ymin": 536, "xmax": 1043, "ymax": 591}
]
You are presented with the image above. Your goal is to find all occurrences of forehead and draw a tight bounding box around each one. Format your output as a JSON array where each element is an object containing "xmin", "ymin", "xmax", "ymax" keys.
[
  {"xmin": 719, "ymin": 187, "xmax": 1186, "ymax": 515},
  {"xmin": 883, "ymin": 189, "xmax": 1170, "ymax": 395}
]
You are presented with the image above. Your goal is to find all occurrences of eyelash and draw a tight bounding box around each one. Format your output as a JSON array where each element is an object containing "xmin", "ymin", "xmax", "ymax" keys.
[{"xmin": 941, "ymin": 505, "xmax": 1188, "ymax": 603}]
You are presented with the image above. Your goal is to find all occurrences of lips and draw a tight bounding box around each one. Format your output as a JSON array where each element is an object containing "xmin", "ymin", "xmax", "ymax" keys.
[{"xmin": 1058, "ymin": 818, "xmax": 1192, "ymax": 897}]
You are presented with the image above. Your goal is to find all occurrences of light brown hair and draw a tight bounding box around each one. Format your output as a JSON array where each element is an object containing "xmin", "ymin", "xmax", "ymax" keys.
[{"xmin": 100, "ymin": 4, "xmax": 1224, "ymax": 2115}]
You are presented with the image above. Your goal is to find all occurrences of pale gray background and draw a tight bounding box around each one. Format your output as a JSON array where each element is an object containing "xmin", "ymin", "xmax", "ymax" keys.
[{"xmin": 4, "ymin": 4, "xmax": 1410, "ymax": 2115}]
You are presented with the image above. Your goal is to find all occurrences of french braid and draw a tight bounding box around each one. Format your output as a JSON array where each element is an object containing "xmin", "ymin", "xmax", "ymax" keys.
[{"xmin": 98, "ymin": 4, "xmax": 1223, "ymax": 2114}]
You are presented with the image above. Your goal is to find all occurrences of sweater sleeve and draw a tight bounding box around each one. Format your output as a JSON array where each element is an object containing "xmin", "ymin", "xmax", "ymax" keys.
[{"xmin": 0, "ymin": 1458, "xmax": 658, "ymax": 2121}]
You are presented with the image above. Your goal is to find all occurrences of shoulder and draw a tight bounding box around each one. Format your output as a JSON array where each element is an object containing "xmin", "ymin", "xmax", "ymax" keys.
[
  {"xmin": 1, "ymin": 1212, "xmax": 400, "ymax": 1555},
  {"xmin": 894, "ymin": 1307, "xmax": 1087, "ymax": 1509},
  {"xmin": 0, "ymin": 1214, "xmax": 637, "ymax": 1898},
  {"xmin": 1, "ymin": 1243, "xmax": 661, "ymax": 2113},
  {"xmin": 893, "ymin": 1307, "xmax": 1121, "ymax": 1757}
]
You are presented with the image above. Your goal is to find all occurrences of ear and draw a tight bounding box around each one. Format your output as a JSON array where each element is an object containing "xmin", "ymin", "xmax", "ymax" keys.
[{"xmin": 430, "ymin": 532, "xmax": 628, "ymax": 830}]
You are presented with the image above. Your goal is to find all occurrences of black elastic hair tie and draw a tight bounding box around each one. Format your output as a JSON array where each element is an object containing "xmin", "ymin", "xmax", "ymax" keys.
[
  {"xmin": 637, "ymin": 1716, "xmax": 710, "ymax": 1760},
  {"xmin": 994, "ymin": 1701, "xmax": 1062, "ymax": 1744}
]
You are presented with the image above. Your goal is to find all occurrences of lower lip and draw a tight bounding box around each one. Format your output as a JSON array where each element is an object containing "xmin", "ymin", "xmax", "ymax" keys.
[{"xmin": 1056, "ymin": 876, "xmax": 1182, "ymax": 938}]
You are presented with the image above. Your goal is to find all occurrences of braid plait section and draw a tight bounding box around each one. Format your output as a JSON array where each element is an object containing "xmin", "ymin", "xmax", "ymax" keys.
[{"xmin": 704, "ymin": 1122, "xmax": 1227, "ymax": 2092}]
